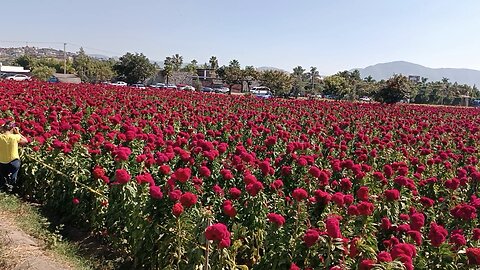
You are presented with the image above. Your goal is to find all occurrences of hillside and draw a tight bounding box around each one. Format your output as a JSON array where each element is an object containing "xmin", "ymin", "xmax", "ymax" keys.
[{"xmin": 354, "ymin": 61, "xmax": 480, "ymax": 86}]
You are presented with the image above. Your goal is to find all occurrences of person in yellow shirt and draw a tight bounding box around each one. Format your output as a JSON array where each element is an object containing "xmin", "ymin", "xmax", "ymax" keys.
[{"xmin": 0, "ymin": 121, "xmax": 28, "ymax": 192}]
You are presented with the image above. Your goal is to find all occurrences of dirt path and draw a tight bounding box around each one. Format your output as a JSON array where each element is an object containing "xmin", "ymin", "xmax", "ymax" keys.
[{"xmin": 0, "ymin": 212, "xmax": 72, "ymax": 270}]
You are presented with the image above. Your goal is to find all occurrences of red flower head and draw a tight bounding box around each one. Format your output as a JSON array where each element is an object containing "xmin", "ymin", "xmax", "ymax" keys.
[
  {"xmin": 384, "ymin": 189, "xmax": 400, "ymax": 201},
  {"xmin": 359, "ymin": 259, "xmax": 375, "ymax": 270},
  {"xmin": 325, "ymin": 217, "xmax": 342, "ymax": 239},
  {"xmin": 410, "ymin": 212, "xmax": 425, "ymax": 231},
  {"xmin": 115, "ymin": 169, "xmax": 131, "ymax": 184},
  {"xmin": 168, "ymin": 189, "xmax": 182, "ymax": 201},
  {"xmin": 357, "ymin": 201, "xmax": 374, "ymax": 216},
  {"xmin": 450, "ymin": 204, "xmax": 477, "ymax": 220},
  {"xmin": 92, "ymin": 165, "xmax": 106, "ymax": 179},
  {"xmin": 159, "ymin": 165, "xmax": 171, "ymax": 175},
  {"xmin": 172, "ymin": 203, "xmax": 183, "ymax": 216},
  {"xmin": 356, "ymin": 186, "xmax": 369, "ymax": 201},
  {"xmin": 473, "ymin": 228, "xmax": 480, "ymax": 240},
  {"xmin": 180, "ymin": 192, "xmax": 197, "ymax": 207},
  {"xmin": 199, "ymin": 165, "xmax": 211, "ymax": 178},
  {"xmin": 377, "ymin": 251, "xmax": 392, "ymax": 262},
  {"xmin": 303, "ymin": 228, "xmax": 320, "ymax": 247},
  {"xmin": 222, "ymin": 200, "xmax": 236, "ymax": 217},
  {"xmin": 229, "ymin": 187, "xmax": 242, "ymax": 199},
  {"xmin": 72, "ymin": 198, "xmax": 80, "ymax": 205},
  {"xmin": 205, "ymin": 223, "xmax": 231, "ymax": 248},
  {"xmin": 174, "ymin": 168, "xmax": 192, "ymax": 183},
  {"xmin": 314, "ymin": 190, "xmax": 331, "ymax": 205},
  {"xmin": 136, "ymin": 173, "xmax": 155, "ymax": 186},
  {"xmin": 246, "ymin": 181, "xmax": 264, "ymax": 196},
  {"xmin": 292, "ymin": 188, "xmax": 309, "ymax": 201},
  {"xmin": 466, "ymin": 247, "xmax": 480, "ymax": 265},
  {"xmin": 149, "ymin": 185, "xmax": 163, "ymax": 199},
  {"xmin": 267, "ymin": 213, "xmax": 286, "ymax": 227},
  {"xmin": 428, "ymin": 222, "xmax": 448, "ymax": 247},
  {"xmin": 391, "ymin": 243, "xmax": 416, "ymax": 270}
]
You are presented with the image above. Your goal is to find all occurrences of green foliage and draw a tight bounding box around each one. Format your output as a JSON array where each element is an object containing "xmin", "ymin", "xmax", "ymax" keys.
[
  {"xmin": 259, "ymin": 70, "xmax": 293, "ymax": 96},
  {"xmin": 114, "ymin": 52, "xmax": 156, "ymax": 84},
  {"xmin": 31, "ymin": 65, "xmax": 55, "ymax": 81},
  {"xmin": 375, "ymin": 74, "xmax": 413, "ymax": 104},
  {"xmin": 323, "ymin": 75, "xmax": 351, "ymax": 99},
  {"xmin": 73, "ymin": 48, "xmax": 116, "ymax": 83}
]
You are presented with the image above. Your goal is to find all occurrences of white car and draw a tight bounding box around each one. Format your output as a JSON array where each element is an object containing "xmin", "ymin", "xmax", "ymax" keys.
[
  {"xmin": 180, "ymin": 85, "xmax": 195, "ymax": 91},
  {"xmin": 110, "ymin": 81, "xmax": 127, "ymax": 86},
  {"xmin": 6, "ymin": 74, "xmax": 31, "ymax": 81},
  {"xmin": 213, "ymin": 86, "xmax": 230, "ymax": 94}
]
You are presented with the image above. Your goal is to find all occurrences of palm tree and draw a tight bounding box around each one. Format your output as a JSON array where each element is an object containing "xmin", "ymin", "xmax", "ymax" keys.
[
  {"xmin": 209, "ymin": 56, "xmax": 218, "ymax": 70},
  {"xmin": 309, "ymin": 66, "xmax": 319, "ymax": 89},
  {"xmin": 171, "ymin": 54, "xmax": 183, "ymax": 71}
]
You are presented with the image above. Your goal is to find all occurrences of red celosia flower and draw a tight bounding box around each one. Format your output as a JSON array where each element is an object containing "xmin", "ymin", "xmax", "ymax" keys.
[
  {"xmin": 377, "ymin": 251, "xmax": 392, "ymax": 262},
  {"xmin": 205, "ymin": 223, "xmax": 231, "ymax": 248},
  {"xmin": 290, "ymin": 263, "xmax": 301, "ymax": 270},
  {"xmin": 428, "ymin": 222, "xmax": 448, "ymax": 247},
  {"xmin": 115, "ymin": 169, "xmax": 131, "ymax": 184},
  {"xmin": 229, "ymin": 187, "xmax": 242, "ymax": 199},
  {"xmin": 466, "ymin": 247, "xmax": 480, "ymax": 265},
  {"xmin": 357, "ymin": 201, "xmax": 374, "ymax": 216},
  {"xmin": 199, "ymin": 165, "xmax": 211, "ymax": 178},
  {"xmin": 136, "ymin": 173, "xmax": 155, "ymax": 186},
  {"xmin": 222, "ymin": 200, "xmax": 237, "ymax": 217},
  {"xmin": 325, "ymin": 217, "xmax": 342, "ymax": 239},
  {"xmin": 72, "ymin": 198, "xmax": 80, "ymax": 205},
  {"xmin": 168, "ymin": 189, "xmax": 182, "ymax": 201},
  {"xmin": 174, "ymin": 168, "xmax": 192, "ymax": 183},
  {"xmin": 149, "ymin": 185, "xmax": 163, "ymax": 199},
  {"xmin": 179, "ymin": 192, "xmax": 197, "ymax": 207},
  {"xmin": 303, "ymin": 228, "xmax": 319, "ymax": 247},
  {"xmin": 451, "ymin": 204, "xmax": 477, "ymax": 220},
  {"xmin": 292, "ymin": 188, "xmax": 309, "ymax": 201},
  {"xmin": 384, "ymin": 189, "xmax": 400, "ymax": 201},
  {"xmin": 172, "ymin": 203, "xmax": 183, "ymax": 216},
  {"xmin": 159, "ymin": 165, "xmax": 171, "ymax": 175},
  {"xmin": 92, "ymin": 165, "xmax": 106, "ymax": 179},
  {"xmin": 391, "ymin": 243, "xmax": 416, "ymax": 270},
  {"xmin": 473, "ymin": 228, "xmax": 480, "ymax": 240},
  {"xmin": 267, "ymin": 213, "xmax": 286, "ymax": 227},
  {"xmin": 410, "ymin": 212, "xmax": 425, "ymax": 231},
  {"xmin": 356, "ymin": 186, "xmax": 369, "ymax": 201},
  {"xmin": 314, "ymin": 190, "xmax": 331, "ymax": 205},
  {"xmin": 359, "ymin": 259, "xmax": 375, "ymax": 270},
  {"xmin": 246, "ymin": 181, "xmax": 264, "ymax": 196}
]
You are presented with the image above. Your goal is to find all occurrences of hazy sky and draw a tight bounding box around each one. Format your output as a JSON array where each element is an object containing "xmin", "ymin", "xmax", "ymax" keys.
[{"xmin": 2, "ymin": 0, "xmax": 480, "ymax": 74}]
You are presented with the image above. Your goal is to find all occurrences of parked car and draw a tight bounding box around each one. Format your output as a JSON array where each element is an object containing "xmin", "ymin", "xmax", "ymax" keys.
[
  {"xmin": 359, "ymin": 96, "xmax": 372, "ymax": 102},
  {"xmin": 201, "ymin": 87, "xmax": 213, "ymax": 93},
  {"xmin": 47, "ymin": 76, "xmax": 60, "ymax": 83},
  {"xmin": 254, "ymin": 90, "xmax": 273, "ymax": 99},
  {"xmin": 131, "ymin": 83, "xmax": 146, "ymax": 89},
  {"xmin": 178, "ymin": 84, "xmax": 195, "ymax": 91},
  {"xmin": 165, "ymin": 84, "xmax": 177, "ymax": 90},
  {"xmin": 213, "ymin": 86, "xmax": 230, "ymax": 94},
  {"xmin": 250, "ymin": 86, "xmax": 271, "ymax": 93},
  {"xmin": 6, "ymin": 74, "xmax": 31, "ymax": 81},
  {"xmin": 111, "ymin": 81, "xmax": 127, "ymax": 86},
  {"xmin": 150, "ymin": 83, "xmax": 166, "ymax": 88}
]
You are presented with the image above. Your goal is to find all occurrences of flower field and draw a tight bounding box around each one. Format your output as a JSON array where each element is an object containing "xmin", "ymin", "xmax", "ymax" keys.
[{"xmin": 1, "ymin": 80, "xmax": 480, "ymax": 269}]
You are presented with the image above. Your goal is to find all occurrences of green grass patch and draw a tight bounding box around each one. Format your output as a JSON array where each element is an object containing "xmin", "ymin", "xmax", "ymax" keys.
[{"xmin": 0, "ymin": 192, "xmax": 97, "ymax": 270}]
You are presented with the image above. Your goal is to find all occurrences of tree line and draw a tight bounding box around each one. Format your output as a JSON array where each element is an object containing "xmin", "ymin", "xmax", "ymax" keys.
[{"xmin": 12, "ymin": 50, "xmax": 479, "ymax": 105}]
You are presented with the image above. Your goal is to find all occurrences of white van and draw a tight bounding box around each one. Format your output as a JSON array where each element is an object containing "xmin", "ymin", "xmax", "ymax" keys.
[{"xmin": 250, "ymin": 86, "xmax": 271, "ymax": 93}]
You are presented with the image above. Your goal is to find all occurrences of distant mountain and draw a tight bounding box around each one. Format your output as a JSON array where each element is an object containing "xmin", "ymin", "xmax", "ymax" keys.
[
  {"xmin": 88, "ymin": 54, "xmax": 111, "ymax": 60},
  {"xmin": 354, "ymin": 61, "xmax": 480, "ymax": 86},
  {"xmin": 256, "ymin": 66, "xmax": 287, "ymax": 72}
]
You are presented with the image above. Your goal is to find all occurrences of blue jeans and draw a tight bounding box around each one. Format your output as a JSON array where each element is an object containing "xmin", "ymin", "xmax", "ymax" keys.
[{"xmin": 0, "ymin": 159, "xmax": 21, "ymax": 187}]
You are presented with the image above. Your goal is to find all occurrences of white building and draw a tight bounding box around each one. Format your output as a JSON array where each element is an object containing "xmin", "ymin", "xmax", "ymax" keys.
[{"xmin": 0, "ymin": 62, "xmax": 31, "ymax": 74}]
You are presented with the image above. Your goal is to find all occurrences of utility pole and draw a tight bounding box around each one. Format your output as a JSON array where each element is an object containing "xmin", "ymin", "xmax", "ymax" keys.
[{"xmin": 63, "ymin": 42, "xmax": 67, "ymax": 74}]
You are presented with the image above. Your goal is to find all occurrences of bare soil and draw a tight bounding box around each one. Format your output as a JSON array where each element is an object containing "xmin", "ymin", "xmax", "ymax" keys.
[{"xmin": 0, "ymin": 211, "xmax": 72, "ymax": 270}]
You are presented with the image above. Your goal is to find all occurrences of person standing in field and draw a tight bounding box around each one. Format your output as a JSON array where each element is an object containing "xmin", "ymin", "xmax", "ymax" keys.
[{"xmin": 0, "ymin": 121, "xmax": 28, "ymax": 192}]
